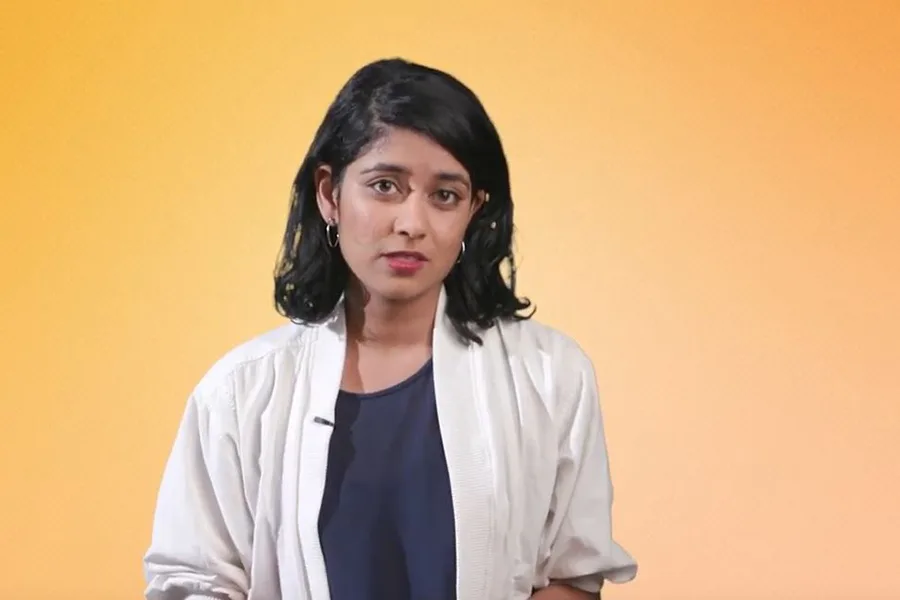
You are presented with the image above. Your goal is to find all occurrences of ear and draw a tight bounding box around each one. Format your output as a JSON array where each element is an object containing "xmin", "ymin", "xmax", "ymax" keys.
[
  {"xmin": 470, "ymin": 189, "xmax": 488, "ymax": 216},
  {"xmin": 315, "ymin": 164, "xmax": 339, "ymax": 223}
]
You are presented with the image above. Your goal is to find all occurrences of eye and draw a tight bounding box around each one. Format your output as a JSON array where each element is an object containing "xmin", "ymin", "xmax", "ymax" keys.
[
  {"xmin": 370, "ymin": 179, "xmax": 398, "ymax": 194},
  {"xmin": 435, "ymin": 189, "xmax": 461, "ymax": 204}
]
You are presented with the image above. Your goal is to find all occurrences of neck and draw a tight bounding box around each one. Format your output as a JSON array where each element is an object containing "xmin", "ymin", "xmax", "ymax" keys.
[{"xmin": 344, "ymin": 282, "xmax": 441, "ymax": 348}]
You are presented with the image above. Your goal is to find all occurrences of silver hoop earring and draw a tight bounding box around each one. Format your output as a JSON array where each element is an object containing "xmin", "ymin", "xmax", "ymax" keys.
[
  {"xmin": 457, "ymin": 240, "xmax": 466, "ymax": 264},
  {"xmin": 325, "ymin": 221, "xmax": 339, "ymax": 248}
]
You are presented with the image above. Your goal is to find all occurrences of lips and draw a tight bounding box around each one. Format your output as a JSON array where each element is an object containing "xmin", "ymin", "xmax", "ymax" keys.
[
  {"xmin": 383, "ymin": 251, "xmax": 427, "ymax": 274},
  {"xmin": 383, "ymin": 251, "xmax": 427, "ymax": 262}
]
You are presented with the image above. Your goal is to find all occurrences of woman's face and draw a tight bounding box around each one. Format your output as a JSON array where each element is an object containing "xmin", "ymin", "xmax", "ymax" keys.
[{"xmin": 316, "ymin": 127, "xmax": 483, "ymax": 304}]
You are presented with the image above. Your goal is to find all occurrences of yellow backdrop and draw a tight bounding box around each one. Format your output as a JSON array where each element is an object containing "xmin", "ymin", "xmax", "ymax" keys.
[{"xmin": 2, "ymin": 2, "xmax": 898, "ymax": 599}]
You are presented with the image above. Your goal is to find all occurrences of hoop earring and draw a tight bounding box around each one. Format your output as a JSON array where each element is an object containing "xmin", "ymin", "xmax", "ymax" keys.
[
  {"xmin": 325, "ymin": 221, "xmax": 339, "ymax": 248},
  {"xmin": 456, "ymin": 240, "xmax": 466, "ymax": 264}
]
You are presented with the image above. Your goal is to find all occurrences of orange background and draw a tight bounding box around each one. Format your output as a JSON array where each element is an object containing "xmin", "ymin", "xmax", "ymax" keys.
[{"xmin": 2, "ymin": 2, "xmax": 898, "ymax": 599}]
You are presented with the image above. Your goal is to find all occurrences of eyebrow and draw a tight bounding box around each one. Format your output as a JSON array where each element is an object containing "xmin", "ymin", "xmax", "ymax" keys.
[{"xmin": 359, "ymin": 162, "xmax": 471, "ymax": 189}]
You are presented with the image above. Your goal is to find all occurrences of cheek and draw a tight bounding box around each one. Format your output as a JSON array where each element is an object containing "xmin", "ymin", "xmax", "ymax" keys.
[
  {"xmin": 432, "ymin": 214, "xmax": 469, "ymax": 262},
  {"xmin": 339, "ymin": 196, "xmax": 384, "ymax": 245}
]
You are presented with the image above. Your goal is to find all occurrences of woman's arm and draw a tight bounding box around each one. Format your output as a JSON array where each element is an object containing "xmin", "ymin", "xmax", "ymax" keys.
[
  {"xmin": 143, "ymin": 377, "xmax": 253, "ymax": 600},
  {"xmin": 533, "ymin": 344, "xmax": 638, "ymax": 596}
]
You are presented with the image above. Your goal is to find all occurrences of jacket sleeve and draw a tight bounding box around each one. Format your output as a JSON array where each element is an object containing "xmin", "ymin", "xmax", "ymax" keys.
[
  {"xmin": 143, "ymin": 376, "xmax": 253, "ymax": 600},
  {"xmin": 535, "ymin": 348, "xmax": 638, "ymax": 594}
]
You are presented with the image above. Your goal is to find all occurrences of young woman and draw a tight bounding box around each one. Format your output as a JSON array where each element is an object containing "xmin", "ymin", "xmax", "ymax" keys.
[{"xmin": 144, "ymin": 58, "xmax": 637, "ymax": 600}]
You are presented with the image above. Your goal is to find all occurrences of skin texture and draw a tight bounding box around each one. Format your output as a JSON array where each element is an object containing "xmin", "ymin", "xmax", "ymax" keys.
[{"xmin": 315, "ymin": 126, "xmax": 480, "ymax": 306}]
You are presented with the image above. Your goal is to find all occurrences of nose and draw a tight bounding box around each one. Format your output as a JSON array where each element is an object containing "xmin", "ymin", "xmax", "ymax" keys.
[{"xmin": 393, "ymin": 193, "xmax": 428, "ymax": 239}]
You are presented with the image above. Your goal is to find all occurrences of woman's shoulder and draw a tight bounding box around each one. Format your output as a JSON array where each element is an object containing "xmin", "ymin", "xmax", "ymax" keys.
[
  {"xmin": 190, "ymin": 320, "xmax": 315, "ymax": 404},
  {"xmin": 492, "ymin": 317, "xmax": 602, "ymax": 420},
  {"xmin": 492, "ymin": 317, "xmax": 600, "ymax": 406},
  {"xmin": 494, "ymin": 316, "xmax": 594, "ymax": 370}
]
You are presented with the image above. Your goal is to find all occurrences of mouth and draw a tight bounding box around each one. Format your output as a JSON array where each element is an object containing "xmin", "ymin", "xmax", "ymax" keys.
[
  {"xmin": 382, "ymin": 251, "xmax": 428, "ymax": 262},
  {"xmin": 382, "ymin": 251, "xmax": 428, "ymax": 274}
]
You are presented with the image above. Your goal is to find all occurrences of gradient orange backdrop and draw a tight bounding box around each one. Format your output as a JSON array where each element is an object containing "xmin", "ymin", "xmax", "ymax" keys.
[{"xmin": 2, "ymin": 2, "xmax": 898, "ymax": 599}]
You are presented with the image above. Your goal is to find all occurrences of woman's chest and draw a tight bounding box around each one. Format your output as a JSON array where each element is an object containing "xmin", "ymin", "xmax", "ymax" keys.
[{"xmin": 250, "ymin": 354, "xmax": 561, "ymax": 599}]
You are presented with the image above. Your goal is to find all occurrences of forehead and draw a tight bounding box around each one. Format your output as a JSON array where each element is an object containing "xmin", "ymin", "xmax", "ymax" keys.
[{"xmin": 352, "ymin": 127, "xmax": 468, "ymax": 178}]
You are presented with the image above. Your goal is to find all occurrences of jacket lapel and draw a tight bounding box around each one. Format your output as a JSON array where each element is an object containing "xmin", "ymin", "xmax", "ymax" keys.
[
  {"xmin": 432, "ymin": 288, "xmax": 496, "ymax": 600},
  {"xmin": 294, "ymin": 303, "xmax": 346, "ymax": 599}
]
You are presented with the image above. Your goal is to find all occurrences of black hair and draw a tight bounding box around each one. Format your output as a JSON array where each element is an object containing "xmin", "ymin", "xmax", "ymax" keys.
[{"xmin": 273, "ymin": 57, "xmax": 533, "ymax": 344}]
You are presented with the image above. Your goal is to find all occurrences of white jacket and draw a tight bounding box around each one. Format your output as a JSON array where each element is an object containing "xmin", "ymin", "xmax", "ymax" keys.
[{"xmin": 144, "ymin": 290, "xmax": 637, "ymax": 599}]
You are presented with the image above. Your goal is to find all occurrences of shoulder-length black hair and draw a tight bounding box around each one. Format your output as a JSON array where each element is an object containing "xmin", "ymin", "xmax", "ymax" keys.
[{"xmin": 274, "ymin": 57, "xmax": 533, "ymax": 344}]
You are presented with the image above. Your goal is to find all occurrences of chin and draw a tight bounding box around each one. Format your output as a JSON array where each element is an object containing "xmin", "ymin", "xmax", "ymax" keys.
[
  {"xmin": 365, "ymin": 277, "xmax": 437, "ymax": 304},
  {"xmin": 377, "ymin": 285, "xmax": 428, "ymax": 303}
]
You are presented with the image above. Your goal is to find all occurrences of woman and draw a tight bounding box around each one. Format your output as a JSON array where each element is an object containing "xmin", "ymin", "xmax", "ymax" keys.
[{"xmin": 144, "ymin": 58, "xmax": 637, "ymax": 600}]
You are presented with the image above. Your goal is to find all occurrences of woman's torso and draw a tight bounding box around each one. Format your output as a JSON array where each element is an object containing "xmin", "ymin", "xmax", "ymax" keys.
[{"xmin": 186, "ymin": 308, "xmax": 579, "ymax": 599}]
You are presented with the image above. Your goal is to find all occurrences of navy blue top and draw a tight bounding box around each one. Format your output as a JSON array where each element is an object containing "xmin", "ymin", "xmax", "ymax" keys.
[{"xmin": 318, "ymin": 360, "xmax": 457, "ymax": 600}]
